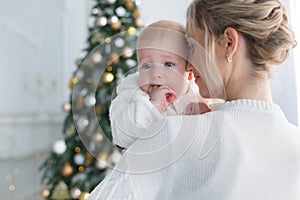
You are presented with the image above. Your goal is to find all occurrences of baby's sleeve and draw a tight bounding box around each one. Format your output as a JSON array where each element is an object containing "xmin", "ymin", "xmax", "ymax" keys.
[{"xmin": 109, "ymin": 72, "xmax": 164, "ymax": 149}]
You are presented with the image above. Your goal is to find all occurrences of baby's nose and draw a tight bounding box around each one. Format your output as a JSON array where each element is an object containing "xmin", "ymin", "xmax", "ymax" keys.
[{"xmin": 150, "ymin": 64, "xmax": 164, "ymax": 78}]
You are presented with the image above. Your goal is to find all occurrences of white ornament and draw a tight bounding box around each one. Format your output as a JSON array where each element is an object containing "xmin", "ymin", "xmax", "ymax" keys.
[
  {"xmin": 62, "ymin": 102, "xmax": 71, "ymax": 112},
  {"xmin": 79, "ymin": 88, "xmax": 88, "ymax": 96},
  {"xmin": 92, "ymin": 8, "xmax": 100, "ymax": 15},
  {"xmin": 96, "ymin": 16, "xmax": 107, "ymax": 27},
  {"xmin": 122, "ymin": 46, "xmax": 134, "ymax": 58},
  {"xmin": 106, "ymin": 0, "xmax": 116, "ymax": 4},
  {"xmin": 114, "ymin": 37, "xmax": 125, "ymax": 48},
  {"xmin": 76, "ymin": 116, "xmax": 89, "ymax": 132},
  {"xmin": 74, "ymin": 154, "xmax": 85, "ymax": 165},
  {"xmin": 92, "ymin": 51, "xmax": 102, "ymax": 63},
  {"xmin": 135, "ymin": 0, "xmax": 141, "ymax": 6},
  {"xmin": 70, "ymin": 188, "xmax": 81, "ymax": 199},
  {"xmin": 84, "ymin": 93, "xmax": 96, "ymax": 107},
  {"xmin": 76, "ymin": 70, "xmax": 85, "ymax": 80},
  {"xmin": 110, "ymin": 16, "xmax": 119, "ymax": 24},
  {"xmin": 52, "ymin": 140, "xmax": 67, "ymax": 155},
  {"xmin": 125, "ymin": 59, "xmax": 137, "ymax": 67},
  {"xmin": 115, "ymin": 6, "xmax": 127, "ymax": 17},
  {"xmin": 111, "ymin": 150, "xmax": 122, "ymax": 164},
  {"xmin": 95, "ymin": 159, "xmax": 108, "ymax": 169}
]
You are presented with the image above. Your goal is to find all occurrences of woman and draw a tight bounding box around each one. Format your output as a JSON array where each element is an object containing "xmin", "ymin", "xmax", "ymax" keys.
[{"xmin": 88, "ymin": 0, "xmax": 300, "ymax": 199}]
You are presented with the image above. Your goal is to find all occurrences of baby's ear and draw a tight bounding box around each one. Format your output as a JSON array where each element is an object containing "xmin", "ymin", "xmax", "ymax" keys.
[{"xmin": 188, "ymin": 72, "xmax": 194, "ymax": 80}]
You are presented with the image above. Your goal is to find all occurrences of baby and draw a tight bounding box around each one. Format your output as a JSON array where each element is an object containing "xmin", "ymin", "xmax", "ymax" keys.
[{"xmin": 109, "ymin": 20, "xmax": 222, "ymax": 149}]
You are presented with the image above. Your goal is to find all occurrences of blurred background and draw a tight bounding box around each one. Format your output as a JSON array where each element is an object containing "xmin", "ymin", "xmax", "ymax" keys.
[{"xmin": 0, "ymin": 0, "xmax": 299, "ymax": 199}]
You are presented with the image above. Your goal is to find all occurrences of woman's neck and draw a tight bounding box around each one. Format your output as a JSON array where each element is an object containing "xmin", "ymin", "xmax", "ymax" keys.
[{"xmin": 225, "ymin": 69, "xmax": 273, "ymax": 102}]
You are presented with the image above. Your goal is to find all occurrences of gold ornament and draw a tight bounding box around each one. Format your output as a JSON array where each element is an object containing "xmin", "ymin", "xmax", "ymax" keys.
[
  {"xmin": 86, "ymin": 77, "xmax": 93, "ymax": 84},
  {"xmin": 122, "ymin": 46, "xmax": 134, "ymax": 58},
  {"xmin": 95, "ymin": 105, "xmax": 102, "ymax": 114},
  {"xmin": 93, "ymin": 132, "xmax": 104, "ymax": 143},
  {"xmin": 75, "ymin": 58, "xmax": 83, "ymax": 67},
  {"xmin": 78, "ymin": 166, "xmax": 85, "ymax": 172},
  {"xmin": 109, "ymin": 52, "xmax": 120, "ymax": 65},
  {"xmin": 135, "ymin": 17, "xmax": 144, "ymax": 27},
  {"xmin": 105, "ymin": 37, "xmax": 111, "ymax": 43},
  {"xmin": 76, "ymin": 97, "xmax": 84, "ymax": 109},
  {"xmin": 110, "ymin": 20, "xmax": 122, "ymax": 30},
  {"xmin": 91, "ymin": 31, "xmax": 103, "ymax": 45},
  {"xmin": 124, "ymin": 0, "xmax": 134, "ymax": 10},
  {"xmin": 102, "ymin": 72, "xmax": 114, "ymax": 84},
  {"xmin": 127, "ymin": 26, "xmax": 136, "ymax": 36},
  {"xmin": 134, "ymin": 9, "xmax": 140, "ymax": 17},
  {"xmin": 75, "ymin": 147, "xmax": 81, "ymax": 153},
  {"xmin": 86, "ymin": 56, "xmax": 95, "ymax": 68},
  {"xmin": 107, "ymin": 65, "xmax": 113, "ymax": 71},
  {"xmin": 41, "ymin": 188, "xmax": 50, "ymax": 198},
  {"xmin": 79, "ymin": 192, "xmax": 90, "ymax": 200},
  {"xmin": 96, "ymin": 152, "xmax": 110, "ymax": 169},
  {"xmin": 61, "ymin": 163, "xmax": 74, "ymax": 177},
  {"xmin": 69, "ymin": 77, "xmax": 78, "ymax": 89},
  {"xmin": 67, "ymin": 124, "xmax": 76, "ymax": 136},
  {"xmin": 85, "ymin": 153, "xmax": 94, "ymax": 165},
  {"xmin": 50, "ymin": 181, "xmax": 71, "ymax": 200}
]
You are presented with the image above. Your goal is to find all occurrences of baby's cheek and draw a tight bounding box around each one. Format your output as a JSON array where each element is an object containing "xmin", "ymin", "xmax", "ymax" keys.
[
  {"xmin": 140, "ymin": 85, "xmax": 149, "ymax": 94},
  {"xmin": 178, "ymin": 78, "xmax": 190, "ymax": 95},
  {"xmin": 138, "ymin": 76, "xmax": 148, "ymax": 91}
]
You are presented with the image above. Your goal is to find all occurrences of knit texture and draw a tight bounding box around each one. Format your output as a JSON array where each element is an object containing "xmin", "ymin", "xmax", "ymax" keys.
[{"xmin": 91, "ymin": 99, "xmax": 300, "ymax": 200}]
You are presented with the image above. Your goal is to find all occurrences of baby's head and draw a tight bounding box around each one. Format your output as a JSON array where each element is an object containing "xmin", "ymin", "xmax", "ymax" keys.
[{"xmin": 136, "ymin": 20, "xmax": 191, "ymax": 98}]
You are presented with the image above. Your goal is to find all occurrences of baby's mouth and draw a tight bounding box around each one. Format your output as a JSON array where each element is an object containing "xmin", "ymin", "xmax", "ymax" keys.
[{"xmin": 148, "ymin": 84, "xmax": 161, "ymax": 93}]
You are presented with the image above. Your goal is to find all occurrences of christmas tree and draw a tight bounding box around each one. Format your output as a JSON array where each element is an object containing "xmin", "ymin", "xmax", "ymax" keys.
[{"xmin": 39, "ymin": 0, "xmax": 143, "ymax": 199}]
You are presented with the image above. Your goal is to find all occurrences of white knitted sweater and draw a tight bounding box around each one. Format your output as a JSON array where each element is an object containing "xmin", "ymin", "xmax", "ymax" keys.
[
  {"xmin": 109, "ymin": 72, "xmax": 201, "ymax": 149},
  {"xmin": 89, "ymin": 99, "xmax": 300, "ymax": 200}
]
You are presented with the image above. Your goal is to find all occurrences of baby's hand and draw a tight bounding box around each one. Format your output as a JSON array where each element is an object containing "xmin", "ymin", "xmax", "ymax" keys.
[
  {"xmin": 149, "ymin": 85, "xmax": 176, "ymax": 112},
  {"xmin": 186, "ymin": 101, "xmax": 211, "ymax": 115}
]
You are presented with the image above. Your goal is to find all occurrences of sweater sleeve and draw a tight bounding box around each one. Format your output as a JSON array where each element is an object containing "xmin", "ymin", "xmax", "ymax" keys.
[{"xmin": 109, "ymin": 72, "xmax": 164, "ymax": 149}]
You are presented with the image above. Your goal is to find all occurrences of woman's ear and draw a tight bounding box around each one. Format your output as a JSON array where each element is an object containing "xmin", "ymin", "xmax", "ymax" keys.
[{"xmin": 223, "ymin": 27, "xmax": 239, "ymax": 62}]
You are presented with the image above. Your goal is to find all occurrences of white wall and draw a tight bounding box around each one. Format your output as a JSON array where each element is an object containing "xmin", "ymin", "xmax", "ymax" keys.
[
  {"xmin": 289, "ymin": 0, "xmax": 300, "ymax": 125},
  {"xmin": 0, "ymin": 0, "xmax": 88, "ymax": 199},
  {"xmin": 139, "ymin": 0, "xmax": 191, "ymax": 25},
  {"xmin": 270, "ymin": 0, "xmax": 298, "ymax": 125}
]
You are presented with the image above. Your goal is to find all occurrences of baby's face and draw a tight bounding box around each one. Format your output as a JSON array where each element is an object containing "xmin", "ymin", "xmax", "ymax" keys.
[{"xmin": 137, "ymin": 49, "xmax": 189, "ymax": 98}]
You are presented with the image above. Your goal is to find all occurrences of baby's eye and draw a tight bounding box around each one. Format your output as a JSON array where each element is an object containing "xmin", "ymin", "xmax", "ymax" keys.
[
  {"xmin": 143, "ymin": 63, "xmax": 152, "ymax": 69},
  {"xmin": 164, "ymin": 62, "xmax": 174, "ymax": 67}
]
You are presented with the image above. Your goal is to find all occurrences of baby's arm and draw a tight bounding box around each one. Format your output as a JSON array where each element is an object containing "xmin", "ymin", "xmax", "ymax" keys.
[
  {"xmin": 185, "ymin": 98, "xmax": 225, "ymax": 115},
  {"xmin": 186, "ymin": 101, "xmax": 211, "ymax": 115},
  {"xmin": 148, "ymin": 86, "xmax": 176, "ymax": 113},
  {"xmin": 109, "ymin": 72, "xmax": 164, "ymax": 149}
]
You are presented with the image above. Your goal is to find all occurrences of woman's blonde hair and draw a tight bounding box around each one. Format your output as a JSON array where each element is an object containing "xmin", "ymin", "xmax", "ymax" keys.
[{"xmin": 186, "ymin": 0, "xmax": 296, "ymax": 73}]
